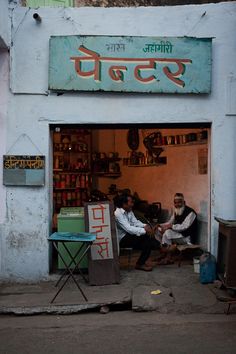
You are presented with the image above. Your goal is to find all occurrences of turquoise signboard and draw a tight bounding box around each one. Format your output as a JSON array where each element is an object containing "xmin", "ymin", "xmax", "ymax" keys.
[{"xmin": 49, "ymin": 36, "xmax": 212, "ymax": 94}]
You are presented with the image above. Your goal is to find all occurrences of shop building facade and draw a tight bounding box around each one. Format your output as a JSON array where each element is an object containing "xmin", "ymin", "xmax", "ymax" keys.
[{"xmin": 0, "ymin": 2, "xmax": 236, "ymax": 281}]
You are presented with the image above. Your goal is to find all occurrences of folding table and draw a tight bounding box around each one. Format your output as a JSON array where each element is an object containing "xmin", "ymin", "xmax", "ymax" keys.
[{"xmin": 48, "ymin": 232, "xmax": 96, "ymax": 303}]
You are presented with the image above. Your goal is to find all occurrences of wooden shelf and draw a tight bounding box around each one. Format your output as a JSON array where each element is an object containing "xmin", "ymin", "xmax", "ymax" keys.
[
  {"xmin": 54, "ymin": 151, "xmax": 89, "ymax": 154},
  {"xmin": 58, "ymin": 130, "xmax": 91, "ymax": 136},
  {"xmin": 53, "ymin": 170, "xmax": 91, "ymax": 174},
  {"xmin": 127, "ymin": 163, "xmax": 166, "ymax": 167},
  {"xmin": 93, "ymin": 172, "xmax": 121, "ymax": 178},
  {"xmin": 153, "ymin": 140, "xmax": 208, "ymax": 148},
  {"xmin": 54, "ymin": 187, "xmax": 88, "ymax": 191},
  {"xmin": 127, "ymin": 163, "xmax": 165, "ymax": 167},
  {"xmin": 93, "ymin": 157, "xmax": 121, "ymax": 162}
]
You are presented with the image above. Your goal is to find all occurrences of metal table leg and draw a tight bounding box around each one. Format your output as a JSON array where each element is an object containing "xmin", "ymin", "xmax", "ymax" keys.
[
  {"xmin": 55, "ymin": 242, "xmax": 87, "ymax": 287},
  {"xmin": 51, "ymin": 241, "xmax": 92, "ymax": 303},
  {"xmin": 63, "ymin": 242, "xmax": 88, "ymax": 283}
]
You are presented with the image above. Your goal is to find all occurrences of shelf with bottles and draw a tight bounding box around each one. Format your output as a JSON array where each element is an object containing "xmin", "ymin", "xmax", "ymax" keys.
[
  {"xmin": 54, "ymin": 129, "xmax": 90, "ymax": 152},
  {"xmin": 53, "ymin": 173, "xmax": 91, "ymax": 190},
  {"xmin": 53, "ymin": 155, "xmax": 90, "ymax": 172},
  {"xmin": 92, "ymin": 152, "xmax": 121, "ymax": 177},
  {"xmin": 123, "ymin": 150, "xmax": 167, "ymax": 167},
  {"xmin": 53, "ymin": 143, "xmax": 89, "ymax": 153},
  {"xmin": 53, "ymin": 190, "xmax": 88, "ymax": 208},
  {"xmin": 151, "ymin": 130, "xmax": 208, "ymax": 148},
  {"xmin": 153, "ymin": 140, "xmax": 208, "ymax": 148}
]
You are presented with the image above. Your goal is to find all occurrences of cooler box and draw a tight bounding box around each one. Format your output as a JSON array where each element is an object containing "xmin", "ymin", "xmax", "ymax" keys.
[{"xmin": 57, "ymin": 207, "xmax": 88, "ymax": 269}]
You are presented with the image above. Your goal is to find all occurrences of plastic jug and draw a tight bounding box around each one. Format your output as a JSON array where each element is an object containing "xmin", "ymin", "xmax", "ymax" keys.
[{"xmin": 200, "ymin": 252, "xmax": 216, "ymax": 284}]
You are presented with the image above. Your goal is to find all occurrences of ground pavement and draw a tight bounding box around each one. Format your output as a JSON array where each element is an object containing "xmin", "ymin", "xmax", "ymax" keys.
[
  {"xmin": 1, "ymin": 312, "xmax": 236, "ymax": 354},
  {"xmin": 0, "ymin": 252, "xmax": 235, "ymax": 315}
]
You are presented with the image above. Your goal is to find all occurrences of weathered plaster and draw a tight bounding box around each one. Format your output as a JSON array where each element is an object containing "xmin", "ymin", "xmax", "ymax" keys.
[
  {"xmin": 0, "ymin": 0, "xmax": 10, "ymax": 48},
  {"xmin": 0, "ymin": 2, "xmax": 236, "ymax": 281},
  {"xmin": 0, "ymin": 49, "xmax": 9, "ymax": 277}
]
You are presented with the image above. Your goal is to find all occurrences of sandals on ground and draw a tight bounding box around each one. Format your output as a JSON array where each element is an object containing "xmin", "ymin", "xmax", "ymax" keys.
[{"xmin": 157, "ymin": 258, "xmax": 175, "ymax": 265}]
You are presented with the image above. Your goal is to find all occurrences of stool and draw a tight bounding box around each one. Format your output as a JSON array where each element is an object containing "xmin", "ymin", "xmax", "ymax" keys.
[
  {"xmin": 120, "ymin": 247, "xmax": 133, "ymax": 270},
  {"xmin": 176, "ymin": 244, "xmax": 201, "ymax": 267}
]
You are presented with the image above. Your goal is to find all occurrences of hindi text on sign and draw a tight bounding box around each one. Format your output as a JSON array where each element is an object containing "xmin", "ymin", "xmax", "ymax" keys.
[{"xmin": 71, "ymin": 46, "xmax": 192, "ymax": 88}]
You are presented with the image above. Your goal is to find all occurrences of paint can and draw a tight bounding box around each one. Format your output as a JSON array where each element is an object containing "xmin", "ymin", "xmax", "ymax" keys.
[{"xmin": 193, "ymin": 257, "xmax": 200, "ymax": 273}]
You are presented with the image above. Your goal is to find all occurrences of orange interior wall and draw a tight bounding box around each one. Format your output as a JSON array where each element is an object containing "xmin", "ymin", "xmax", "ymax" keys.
[{"xmin": 94, "ymin": 128, "xmax": 209, "ymax": 223}]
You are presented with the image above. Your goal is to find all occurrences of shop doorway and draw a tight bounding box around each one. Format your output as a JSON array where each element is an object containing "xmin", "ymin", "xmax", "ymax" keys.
[{"xmin": 49, "ymin": 123, "xmax": 211, "ymax": 272}]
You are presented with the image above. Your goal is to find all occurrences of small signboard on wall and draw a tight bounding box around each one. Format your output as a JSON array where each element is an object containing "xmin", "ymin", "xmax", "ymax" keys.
[
  {"xmin": 3, "ymin": 155, "xmax": 45, "ymax": 186},
  {"xmin": 85, "ymin": 201, "xmax": 120, "ymax": 285}
]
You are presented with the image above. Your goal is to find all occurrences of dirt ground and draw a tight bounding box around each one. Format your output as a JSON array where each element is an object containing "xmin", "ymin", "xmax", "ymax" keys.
[{"xmin": 1, "ymin": 312, "xmax": 236, "ymax": 354}]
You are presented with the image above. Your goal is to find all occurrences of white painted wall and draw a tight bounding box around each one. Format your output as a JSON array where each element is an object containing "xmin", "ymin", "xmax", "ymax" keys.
[
  {"xmin": 0, "ymin": 0, "xmax": 10, "ymax": 48},
  {"xmin": 0, "ymin": 49, "xmax": 8, "ymax": 276},
  {"xmin": 1, "ymin": 2, "xmax": 236, "ymax": 281}
]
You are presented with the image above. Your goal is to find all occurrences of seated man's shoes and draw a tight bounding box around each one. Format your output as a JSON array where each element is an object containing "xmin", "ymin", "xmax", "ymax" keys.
[
  {"xmin": 135, "ymin": 263, "xmax": 153, "ymax": 271},
  {"xmin": 160, "ymin": 244, "xmax": 177, "ymax": 254},
  {"xmin": 156, "ymin": 257, "xmax": 174, "ymax": 265}
]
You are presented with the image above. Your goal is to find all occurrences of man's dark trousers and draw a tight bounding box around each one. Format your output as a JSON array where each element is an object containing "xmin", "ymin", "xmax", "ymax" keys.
[{"xmin": 120, "ymin": 233, "xmax": 152, "ymax": 265}]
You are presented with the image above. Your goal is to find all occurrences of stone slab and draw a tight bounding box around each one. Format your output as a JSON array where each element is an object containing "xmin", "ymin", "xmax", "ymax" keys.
[{"xmin": 132, "ymin": 285, "xmax": 173, "ymax": 312}]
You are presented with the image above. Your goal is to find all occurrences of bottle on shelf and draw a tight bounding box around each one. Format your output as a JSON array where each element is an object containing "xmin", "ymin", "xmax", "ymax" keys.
[
  {"xmin": 54, "ymin": 156, "xmax": 59, "ymax": 170},
  {"xmin": 62, "ymin": 191, "xmax": 67, "ymax": 206},
  {"xmin": 80, "ymin": 175, "xmax": 85, "ymax": 189},
  {"xmin": 76, "ymin": 175, "xmax": 81, "ymax": 188},
  {"xmin": 65, "ymin": 174, "xmax": 71, "ymax": 188},
  {"xmin": 55, "ymin": 174, "xmax": 60, "ymax": 188},
  {"xmin": 85, "ymin": 175, "xmax": 89, "ymax": 188},
  {"xmin": 56, "ymin": 192, "xmax": 62, "ymax": 205},
  {"xmin": 71, "ymin": 174, "xmax": 76, "ymax": 188},
  {"xmin": 60, "ymin": 174, "xmax": 66, "ymax": 189}
]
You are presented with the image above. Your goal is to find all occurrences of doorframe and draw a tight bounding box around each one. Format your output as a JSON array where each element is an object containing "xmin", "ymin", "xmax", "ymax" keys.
[
  {"xmin": 48, "ymin": 128, "xmax": 54, "ymax": 272},
  {"xmin": 48, "ymin": 122, "xmax": 212, "ymax": 270}
]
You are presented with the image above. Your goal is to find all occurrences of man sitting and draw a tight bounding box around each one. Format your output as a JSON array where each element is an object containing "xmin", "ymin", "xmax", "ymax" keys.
[
  {"xmin": 114, "ymin": 194, "xmax": 154, "ymax": 272},
  {"xmin": 158, "ymin": 193, "xmax": 197, "ymax": 254}
]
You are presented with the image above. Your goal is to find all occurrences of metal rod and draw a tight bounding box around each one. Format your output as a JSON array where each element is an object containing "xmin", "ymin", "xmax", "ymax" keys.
[{"xmin": 55, "ymin": 242, "xmax": 85, "ymax": 287}]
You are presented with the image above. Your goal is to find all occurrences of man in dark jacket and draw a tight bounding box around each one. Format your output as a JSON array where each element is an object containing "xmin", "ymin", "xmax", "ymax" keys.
[{"xmin": 159, "ymin": 193, "xmax": 198, "ymax": 246}]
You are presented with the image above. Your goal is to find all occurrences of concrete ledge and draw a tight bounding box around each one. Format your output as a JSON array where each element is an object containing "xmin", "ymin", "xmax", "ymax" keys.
[{"xmin": 0, "ymin": 298, "xmax": 131, "ymax": 316}]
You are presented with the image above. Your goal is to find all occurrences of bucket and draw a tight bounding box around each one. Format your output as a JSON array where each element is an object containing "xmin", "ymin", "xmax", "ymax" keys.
[
  {"xmin": 200, "ymin": 252, "xmax": 216, "ymax": 284},
  {"xmin": 193, "ymin": 257, "xmax": 200, "ymax": 273}
]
